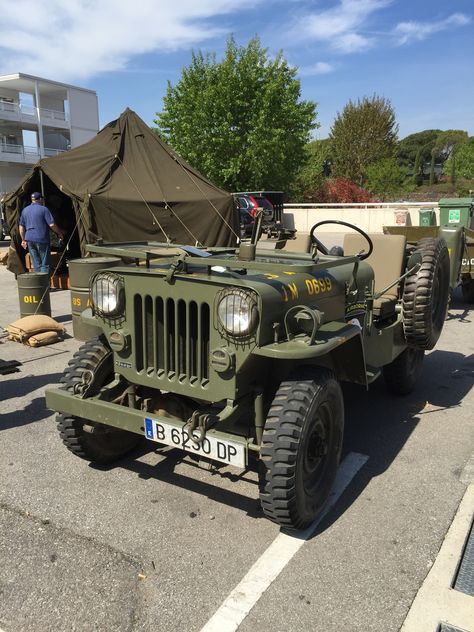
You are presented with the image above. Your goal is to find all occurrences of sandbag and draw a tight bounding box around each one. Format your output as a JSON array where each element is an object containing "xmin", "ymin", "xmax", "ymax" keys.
[
  {"xmin": 26, "ymin": 330, "xmax": 62, "ymax": 347},
  {"xmin": 6, "ymin": 314, "xmax": 65, "ymax": 344}
]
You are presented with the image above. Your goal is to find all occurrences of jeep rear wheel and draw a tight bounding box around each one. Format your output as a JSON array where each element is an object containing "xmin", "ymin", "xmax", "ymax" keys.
[
  {"xmin": 402, "ymin": 237, "xmax": 450, "ymax": 350},
  {"xmin": 383, "ymin": 347, "xmax": 424, "ymax": 395},
  {"xmin": 57, "ymin": 337, "xmax": 140, "ymax": 464},
  {"xmin": 258, "ymin": 367, "xmax": 344, "ymax": 530}
]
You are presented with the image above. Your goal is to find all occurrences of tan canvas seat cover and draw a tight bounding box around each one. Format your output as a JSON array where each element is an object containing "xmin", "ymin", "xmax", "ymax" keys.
[
  {"xmin": 343, "ymin": 233, "xmax": 406, "ymax": 318},
  {"xmin": 285, "ymin": 232, "xmax": 311, "ymax": 253}
]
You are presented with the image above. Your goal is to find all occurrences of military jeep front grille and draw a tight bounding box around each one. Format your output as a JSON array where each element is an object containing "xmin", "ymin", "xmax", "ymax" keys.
[{"xmin": 133, "ymin": 294, "xmax": 210, "ymax": 387}]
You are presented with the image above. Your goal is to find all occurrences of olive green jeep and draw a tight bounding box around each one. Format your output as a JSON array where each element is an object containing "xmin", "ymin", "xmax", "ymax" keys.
[{"xmin": 45, "ymin": 220, "xmax": 450, "ymax": 530}]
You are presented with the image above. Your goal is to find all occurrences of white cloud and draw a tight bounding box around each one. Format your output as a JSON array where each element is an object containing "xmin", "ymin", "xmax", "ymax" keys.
[
  {"xmin": 0, "ymin": 0, "xmax": 261, "ymax": 82},
  {"xmin": 291, "ymin": 0, "xmax": 393, "ymax": 54},
  {"xmin": 394, "ymin": 13, "xmax": 471, "ymax": 45},
  {"xmin": 299, "ymin": 61, "xmax": 336, "ymax": 76}
]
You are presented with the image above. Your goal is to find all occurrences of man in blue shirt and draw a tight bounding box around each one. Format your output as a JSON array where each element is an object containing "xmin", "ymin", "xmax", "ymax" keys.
[{"xmin": 19, "ymin": 192, "xmax": 64, "ymax": 273}]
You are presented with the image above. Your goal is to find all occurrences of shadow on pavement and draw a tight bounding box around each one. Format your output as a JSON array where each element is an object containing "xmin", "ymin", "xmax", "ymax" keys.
[
  {"xmin": 94, "ymin": 443, "xmax": 263, "ymax": 521},
  {"xmin": 0, "ymin": 373, "xmax": 63, "ymax": 430},
  {"xmin": 447, "ymin": 292, "xmax": 473, "ymax": 324},
  {"xmin": 54, "ymin": 314, "xmax": 73, "ymax": 324},
  {"xmin": 1, "ymin": 372, "xmax": 63, "ymax": 402},
  {"xmin": 0, "ymin": 396, "xmax": 56, "ymax": 430},
  {"xmin": 314, "ymin": 348, "xmax": 474, "ymax": 537}
]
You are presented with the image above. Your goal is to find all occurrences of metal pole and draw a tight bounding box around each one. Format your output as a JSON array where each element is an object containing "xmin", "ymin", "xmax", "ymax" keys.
[
  {"xmin": 34, "ymin": 80, "xmax": 45, "ymax": 158},
  {"xmin": 39, "ymin": 169, "xmax": 45, "ymax": 199}
]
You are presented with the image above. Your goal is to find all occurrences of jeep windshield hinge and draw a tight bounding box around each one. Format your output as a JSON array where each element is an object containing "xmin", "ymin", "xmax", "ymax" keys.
[{"xmin": 165, "ymin": 253, "xmax": 188, "ymax": 283}]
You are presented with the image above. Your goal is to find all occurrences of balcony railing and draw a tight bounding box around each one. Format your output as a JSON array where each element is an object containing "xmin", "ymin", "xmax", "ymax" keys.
[
  {"xmin": 0, "ymin": 143, "xmax": 67, "ymax": 160},
  {"xmin": 43, "ymin": 147, "xmax": 68, "ymax": 157},
  {"xmin": 0, "ymin": 99, "xmax": 68, "ymax": 122},
  {"xmin": 40, "ymin": 107, "xmax": 67, "ymax": 122},
  {"xmin": 0, "ymin": 99, "xmax": 16, "ymax": 113}
]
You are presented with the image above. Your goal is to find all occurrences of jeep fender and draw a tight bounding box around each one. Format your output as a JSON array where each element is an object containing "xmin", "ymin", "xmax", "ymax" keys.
[{"xmin": 252, "ymin": 322, "xmax": 367, "ymax": 386}]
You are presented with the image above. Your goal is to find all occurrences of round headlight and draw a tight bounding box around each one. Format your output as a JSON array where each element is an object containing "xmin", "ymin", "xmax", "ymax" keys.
[
  {"xmin": 91, "ymin": 272, "xmax": 124, "ymax": 317},
  {"xmin": 217, "ymin": 289, "xmax": 259, "ymax": 337}
]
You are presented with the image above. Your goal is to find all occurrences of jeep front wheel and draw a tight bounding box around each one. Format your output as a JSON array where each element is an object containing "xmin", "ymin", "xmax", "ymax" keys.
[
  {"xmin": 258, "ymin": 367, "xmax": 344, "ymax": 530},
  {"xmin": 57, "ymin": 337, "xmax": 140, "ymax": 464}
]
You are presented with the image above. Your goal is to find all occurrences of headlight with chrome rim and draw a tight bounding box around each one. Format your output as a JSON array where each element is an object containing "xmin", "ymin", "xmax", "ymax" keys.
[
  {"xmin": 91, "ymin": 272, "xmax": 125, "ymax": 317},
  {"xmin": 217, "ymin": 288, "xmax": 259, "ymax": 337}
]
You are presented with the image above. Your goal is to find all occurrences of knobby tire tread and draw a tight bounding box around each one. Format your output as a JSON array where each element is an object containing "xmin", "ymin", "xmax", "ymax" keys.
[
  {"xmin": 259, "ymin": 367, "xmax": 343, "ymax": 530},
  {"xmin": 56, "ymin": 336, "xmax": 139, "ymax": 463},
  {"xmin": 402, "ymin": 237, "xmax": 450, "ymax": 350}
]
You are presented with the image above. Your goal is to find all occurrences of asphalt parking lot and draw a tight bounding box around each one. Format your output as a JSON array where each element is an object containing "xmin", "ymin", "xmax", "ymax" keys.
[{"xmin": 0, "ymin": 239, "xmax": 473, "ymax": 632}]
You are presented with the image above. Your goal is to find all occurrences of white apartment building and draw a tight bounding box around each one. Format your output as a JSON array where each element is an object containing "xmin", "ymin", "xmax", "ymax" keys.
[{"xmin": 0, "ymin": 73, "xmax": 99, "ymax": 195}]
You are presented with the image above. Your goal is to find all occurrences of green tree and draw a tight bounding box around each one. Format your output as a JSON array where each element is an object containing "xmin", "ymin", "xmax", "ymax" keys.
[
  {"xmin": 366, "ymin": 158, "xmax": 406, "ymax": 200},
  {"xmin": 433, "ymin": 129, "xmax": 468, "ymax": 163},
  {"xmin": 291, "ymin": 138, "xmax": 331, "ymax": 199},
  {"xmin": 398, "ymin": 130, "xmax": 440, "ymax": 170},
  {"xmin": 429, "ymin": 151, "xmax": 436, "ymax": 185},
  {"xmin": 329, "ymin": 95, "xmax": 398, "ymax": 186},
  {"xmin": 412, "ymin": 149, "xmax": 423, "ymax": 184},
  {"xmin": 443, "ymin": 137, "xmax": 474, "ymax": 179},
  {"xmin": 154, "ymin": 36, "xmax": 317, "ymax": 191}
]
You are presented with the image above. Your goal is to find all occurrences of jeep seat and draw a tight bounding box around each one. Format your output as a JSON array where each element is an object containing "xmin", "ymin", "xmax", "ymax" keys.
[
  {"xmin": 343, "ymin": 233, "xmax": 407, "ymax": 319},
  {"xmin": 285, "ymin": 232, "xmax": 311, "ymax": 253}
]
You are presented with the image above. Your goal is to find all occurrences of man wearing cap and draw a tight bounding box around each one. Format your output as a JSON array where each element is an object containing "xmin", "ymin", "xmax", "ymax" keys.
[{"xmin": 19, "ymin": 192, "xmax": 64, "ymax": 273}]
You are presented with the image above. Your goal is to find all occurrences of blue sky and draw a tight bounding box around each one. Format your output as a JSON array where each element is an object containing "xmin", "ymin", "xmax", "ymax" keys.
[{"xmin": 1, "ymin": 0, "xmax": 473, "ymax": 139}]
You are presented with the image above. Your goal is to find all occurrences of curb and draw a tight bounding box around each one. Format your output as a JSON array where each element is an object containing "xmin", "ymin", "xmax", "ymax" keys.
[{"xmin": 401, "ymin": 484, "xmax": 474, "ymax": 632}]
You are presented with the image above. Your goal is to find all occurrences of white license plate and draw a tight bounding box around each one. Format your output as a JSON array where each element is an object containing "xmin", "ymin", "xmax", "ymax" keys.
[{"xmin": 144, "ymin": 417, "xmax": 246, "ymax": 468}]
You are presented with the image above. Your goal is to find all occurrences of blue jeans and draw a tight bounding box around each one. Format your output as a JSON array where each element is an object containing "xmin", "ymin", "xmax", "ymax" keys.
[{"xmin": 28, "ymin": 241, "xmax": 50, "ymax": 273}]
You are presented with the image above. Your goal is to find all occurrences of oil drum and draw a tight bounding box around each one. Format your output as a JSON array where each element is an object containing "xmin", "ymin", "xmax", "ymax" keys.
[
  {"xmin": 68, "ymin": 257, "xmax": 121, "ymax": 341},
  {"xmin": 17, "ymin": 272, "xmax": 51, "ymax": 317}
]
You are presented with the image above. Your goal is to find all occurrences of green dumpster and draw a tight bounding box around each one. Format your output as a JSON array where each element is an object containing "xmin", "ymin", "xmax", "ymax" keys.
[
  {"xmin": 439, "ymin": 198, "xmax": 474, "ymax": 229},
  {"xmin": 419, "ymin": 208, "xmax": 436, "ymax": 226}
]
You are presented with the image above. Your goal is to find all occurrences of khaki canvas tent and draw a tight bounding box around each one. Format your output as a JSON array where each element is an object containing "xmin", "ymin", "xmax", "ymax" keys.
[{"xmin": 2, "ymin": 108, "xmax": 238, "ymax": 274}]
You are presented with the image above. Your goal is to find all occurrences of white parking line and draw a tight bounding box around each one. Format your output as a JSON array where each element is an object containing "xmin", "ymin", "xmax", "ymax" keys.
[{"xmin": 200, "ymin": 451, "xmax": 369, "ymax": 632}]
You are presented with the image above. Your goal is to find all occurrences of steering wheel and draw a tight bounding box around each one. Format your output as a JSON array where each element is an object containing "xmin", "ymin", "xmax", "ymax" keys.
[{"xmin": 309, "ymin": 220, "xmax": 374, "ymax": 261}]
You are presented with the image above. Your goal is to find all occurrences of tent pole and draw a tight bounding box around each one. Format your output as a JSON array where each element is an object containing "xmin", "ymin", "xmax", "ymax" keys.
[{"xmin": 39, "ymin": 169, "xmax": 45, "ymax": 199}]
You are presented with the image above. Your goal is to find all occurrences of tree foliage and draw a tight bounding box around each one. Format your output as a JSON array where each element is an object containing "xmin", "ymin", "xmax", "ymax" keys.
[
  {"xmin": 154, "ymin": 36, "xmax": 317, "ymax": 191},
  {"xmin": 398, "ymin": 130, "xmax": 440, "ymax": 169},
  {"xmin": 366, "ymin": 158, "xmax": 406, "ymax": 200},
  {"xmin": 398, "ymin": 129, "xmax": 468, "ymax": 172},
  {"xmin": 443, "ymin": 138, "xmax": 474, "ymax": 179},
  {"xmin": 434, "ymin": 130, "xmax": 469, "ymax": 162},
  {"xmin": 329, "ymin": 95, "xmax": 398, "ymax": 186},
  {"xmin": 291, "ymin": 139, "xmax": 331, "ymax": 199},
  {"xmin": 319, "ymin": 178, "xmax": 372, "ymax": 203}
]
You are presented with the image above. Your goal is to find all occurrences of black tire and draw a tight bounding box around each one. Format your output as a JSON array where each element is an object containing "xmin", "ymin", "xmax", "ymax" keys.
[
  {"xmin": 258, "ymin": 367, "xmax": 344, "ymax": 530},
  {"xmin": 57, "ymin": 337, "xmax": 140, "ymax": 464},
  {"xmin": 402, "ymin": 237, "xmax": 450, "ymax": 350},
  {"xmin": 383, "ymin": 347, "xmax": 424, "ymax": 395},
  {"xmin": 461, "ymin": 278, "xmax": 474, "ymax": 303}
]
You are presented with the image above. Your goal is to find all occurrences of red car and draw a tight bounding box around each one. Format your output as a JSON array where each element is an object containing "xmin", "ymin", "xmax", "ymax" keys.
[{"xmin": 234, "ymin": 194, "xmax": 274, "ymax": 222}]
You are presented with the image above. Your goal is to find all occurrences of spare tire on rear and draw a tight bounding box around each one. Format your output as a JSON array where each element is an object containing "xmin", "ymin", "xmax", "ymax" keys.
[{"xmin": 402, "ymin": 237, "xmax": 450, "ymax": 350}]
